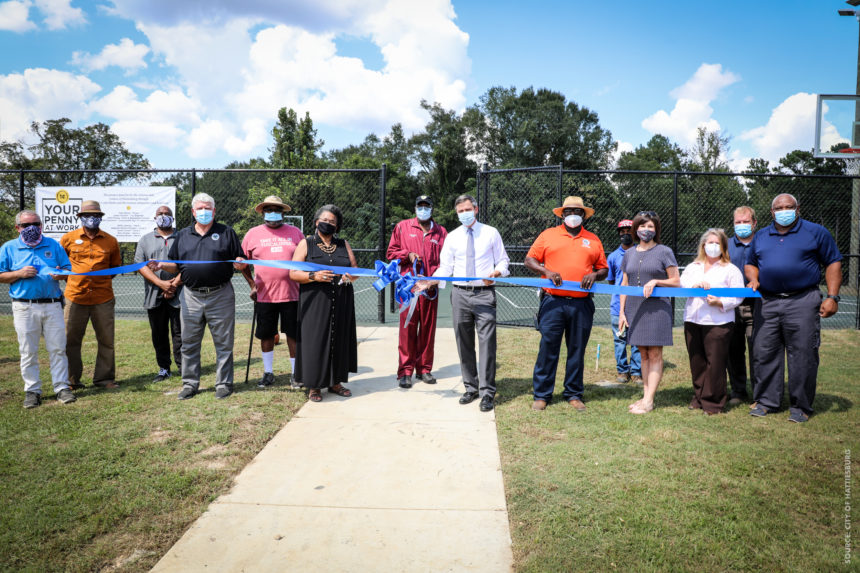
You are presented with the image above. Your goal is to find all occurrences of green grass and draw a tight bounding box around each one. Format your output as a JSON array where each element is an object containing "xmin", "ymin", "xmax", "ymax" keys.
[
  {"xmin": 0, "ymin": 316, "xmax": 305, "ymax": 572},
  {"xmin": 495, "ymin": 326, "xmax": 860, "ymax": 572},
  {"xmin": 1, "ymin": 317, "xmax": 858, "ymax": 571}
]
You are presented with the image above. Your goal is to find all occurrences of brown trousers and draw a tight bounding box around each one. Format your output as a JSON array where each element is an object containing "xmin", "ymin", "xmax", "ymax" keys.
[
  {"xmin": 65, "ymin": 299, "xmax": 116, "ymax": 385},
  {"xmin": 684, "ymin": 321, "xmax": 733, "ymax": 413}
]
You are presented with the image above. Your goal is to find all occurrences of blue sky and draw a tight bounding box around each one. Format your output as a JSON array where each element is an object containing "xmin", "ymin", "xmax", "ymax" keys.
[{"xmin": 0, "ymin": 0, "xmax": 854, "ymax": 169}]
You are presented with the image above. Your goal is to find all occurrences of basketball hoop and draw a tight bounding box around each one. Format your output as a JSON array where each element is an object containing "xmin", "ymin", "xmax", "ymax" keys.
[
  {"xmin": 838, "ymin": 148, "xmax": 860, "ymax": 175},
  {"xmin": 838, "ymin": 147, "xmax": 860, "ymax": 154}
]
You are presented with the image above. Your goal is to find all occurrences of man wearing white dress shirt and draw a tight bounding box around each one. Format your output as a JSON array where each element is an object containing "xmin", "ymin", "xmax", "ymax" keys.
[{"xmin": 422, "ymin": 194, "xmax": 510, "ymax": 412}]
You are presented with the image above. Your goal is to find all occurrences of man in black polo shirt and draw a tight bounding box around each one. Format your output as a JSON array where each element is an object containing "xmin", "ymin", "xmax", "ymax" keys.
[
  {"xmin": 150, "ymin": 192, "xmax": 246, "ymax": 400},
  {"xmin": 745, "ymin": 193, "xmax": 842, "ymax": 423}
]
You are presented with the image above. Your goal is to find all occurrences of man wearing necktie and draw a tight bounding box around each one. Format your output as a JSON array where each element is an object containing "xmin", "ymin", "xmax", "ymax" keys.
[{"xmin": 422, "ymin": 194, "xmax": 510, "ymax": 412}]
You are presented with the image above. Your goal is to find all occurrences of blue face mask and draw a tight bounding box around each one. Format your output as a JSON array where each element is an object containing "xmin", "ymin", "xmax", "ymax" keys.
[
  {"xmin": 416, "ymin": 207, "xmax": 432, "ymax": 221},
  {"xmin": 195, "ymin": 209, "xmax": 213, "ymax": 225},
  {"xmin": 734, "ymin": 223, "xmax": 752, "ymax": 238},
  {"xmin": 774, "ymin": 209, "xmax": 796, "ymax": 227},
  {"xmin": 458, "ymin": 210, "xmax": 476, "ymax": 226},
  {"xmin": 264, "ymin": 211, "xmax": 283, "ymax": 222},
  {"xmin": 81, "ymin": 216, "xmax": 101, "ymax": 229}
]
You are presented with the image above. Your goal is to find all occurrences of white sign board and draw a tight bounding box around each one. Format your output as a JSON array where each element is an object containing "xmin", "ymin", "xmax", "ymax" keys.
[{"xmin": 36, "ymin": 186, "xmax": 176, "ymax": 242}]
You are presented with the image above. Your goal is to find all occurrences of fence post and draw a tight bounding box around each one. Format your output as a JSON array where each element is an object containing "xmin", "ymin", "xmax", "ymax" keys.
[
  {"xmin": 671, "ymin": 171, "xmax": 679, "ymax": 326},
  {"xmin": 378, "ymin": 164, "xmax": 387, "ymax": 324},
  {"xmin": 191, "ymin": 168, "xmax": 196, "ymax": 196},
  {"xmin": 557, "ymin": 163, "xmax": 563, "ymax": 207},
  {"xmin": 19, "ymin": 169, "xmax": 25, "ymax": 211}
]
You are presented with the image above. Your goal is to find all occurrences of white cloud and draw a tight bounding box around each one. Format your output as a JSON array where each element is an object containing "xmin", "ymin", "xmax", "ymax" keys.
[
  {"xmin": 0, "ymin": 68, "xmax": 100, "ymax": 140},
  {"xmin": 0, "ymin": 0, "xmax": 35, "ymax": 32},
  {"xmin": 71, "ymin": 38, "xmax": 150, "ymax": 73},
  {"xmin": 611, "ymin": 140, "xmax": 634, "ymax": 168},
  {"xmin": 34, "ymin": 0, "xmax": 85, "ymax": 29},
  {"xmin": 642, "ymin": 63, "xmax": 740, "ymax": 147},
  {"xmin": 739, "ymin": 92, "xmax": 828, "ymax": 163}
]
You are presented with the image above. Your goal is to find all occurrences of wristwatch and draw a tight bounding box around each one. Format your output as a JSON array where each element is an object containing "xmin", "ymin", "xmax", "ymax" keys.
[
  {"xmin": 825, "ymin": 294, "xmax": 840, "ymax": 303},
  {"xmin": 308, "ymin": 271, "xmax": 316, "ymax": 281}
]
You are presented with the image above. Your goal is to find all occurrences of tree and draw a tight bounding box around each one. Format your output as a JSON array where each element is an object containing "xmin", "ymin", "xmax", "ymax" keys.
[
  {"xmin": 616, "ymin": 135, "xmax": 686, "ymax": 172},
  {"xmin": 0, "ymin": 118, "xmax": 151, "ymax": 242},
  {"xmin": 463, "ymin": 86, "xmax": 616, "ymax": 169},
  {"xmin": 270, "ymin": 108, "xmax": 324, "ymax": 169}
]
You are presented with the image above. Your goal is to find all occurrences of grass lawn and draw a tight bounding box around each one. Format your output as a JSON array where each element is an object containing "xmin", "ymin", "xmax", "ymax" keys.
[
  {"xmin": 0, "ymin": 316, "xmax": 857, "ymax": 571},
  {"xmin": 495, "ymin": 326, "xmax": 860, "ymax": 572}
]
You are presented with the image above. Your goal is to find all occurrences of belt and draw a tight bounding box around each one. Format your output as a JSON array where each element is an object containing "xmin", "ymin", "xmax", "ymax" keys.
[
  {"xmin": 11, "ymin": 297, "xmax": 62, "ymax": 304},
  {"xmin": 453, "ymin": 284, "xmax": 495, "ymax": 291},
  {"xmin": 188, "ymin": 283, "xmax": 227, "ymax": 294},
  {"xmin": 760, "ymin": 287, "xmax": 815, "ymax": 299}
]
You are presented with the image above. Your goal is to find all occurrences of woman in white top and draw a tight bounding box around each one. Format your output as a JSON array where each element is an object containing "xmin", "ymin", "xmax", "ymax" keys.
[{"xmin": 680, "ymin": 228, "xmax": 744, "ymax": 414}]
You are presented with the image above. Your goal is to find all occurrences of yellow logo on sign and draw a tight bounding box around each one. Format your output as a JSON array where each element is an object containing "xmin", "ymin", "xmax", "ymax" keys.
[{"xmin": 56, "ymin": 189, "xmax": 69, "ymax": 203}]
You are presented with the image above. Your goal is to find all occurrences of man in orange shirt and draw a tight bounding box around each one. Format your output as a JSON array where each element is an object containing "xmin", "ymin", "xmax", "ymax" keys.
[
  {"xmin": 525, "ymin": 196, "xmax": 608, "ymax": 411},
  {"xmin": 61, "ymin": 200, "xmax": 122, "ymax": 389}
]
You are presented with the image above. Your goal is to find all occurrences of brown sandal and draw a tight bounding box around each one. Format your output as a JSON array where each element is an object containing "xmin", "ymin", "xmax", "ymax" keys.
[
  {"xmin": 328, "ymin": 384, "xmax": 352, "ymax": 397},
  {"xmin": 308, "ymin": 390, "xmax": 323, "ymax": 402}
]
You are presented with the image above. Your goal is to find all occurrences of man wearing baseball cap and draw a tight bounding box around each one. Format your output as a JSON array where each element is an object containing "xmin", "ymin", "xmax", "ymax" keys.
[
  {"xmin": 386, "ymin": 195, "xmax": 448, "ymax": 388},
  {"xmin": 241, "ymin": 195, "xmax": 305, "ymax": 389},
  {"xmin": 60, "ymin": 200, "xmax": 122, "ymax": 389},
  {"xmin": 524, "ymin": 196, "xmax": 608, "ymax": 411},
  {"xmin": 606, "ymin": 218, "xmax": 642, "ymax": 384}
]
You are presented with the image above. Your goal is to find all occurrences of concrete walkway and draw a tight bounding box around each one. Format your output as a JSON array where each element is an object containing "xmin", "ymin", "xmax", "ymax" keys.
[{"xmin": 151, "ymin": 326, "xmax": 514, "ymax": 572}]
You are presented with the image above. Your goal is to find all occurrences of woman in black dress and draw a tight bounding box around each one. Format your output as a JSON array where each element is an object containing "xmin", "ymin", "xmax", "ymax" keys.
[
  {"xmin": 618, "ymin": 211, "xmax": 680, "ymax": 414},
  {"xmin": 291, "ymin": 205, "xmax": 359, "ymax": 402}
]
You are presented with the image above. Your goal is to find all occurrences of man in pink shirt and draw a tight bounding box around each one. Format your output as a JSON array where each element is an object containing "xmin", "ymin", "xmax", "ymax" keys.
[
  {"xmin": 242, "ymin": 195, "xmax": 305, "ymax": 389},
  {"xmin": 386, "ymin": 195, "xmax": 447, "ymax": 388}
]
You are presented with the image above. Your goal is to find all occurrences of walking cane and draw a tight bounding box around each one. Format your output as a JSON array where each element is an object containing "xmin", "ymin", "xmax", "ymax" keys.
[{"xmin": 244, "ymin": 303, "xmax": 257, "ymax": 384}]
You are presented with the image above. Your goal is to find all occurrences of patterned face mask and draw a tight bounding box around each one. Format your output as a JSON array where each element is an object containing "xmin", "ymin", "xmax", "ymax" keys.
[
  {"xmin": 81, "ymin": 216, "xmax": 101, "ymax": 229},
  {"xmin": 155, "ymin": 214, "xmax": 174, "ymax": 228},
  {"xmin": 20, "ymin": 224, "xmax": 42, "ymax": 246}
]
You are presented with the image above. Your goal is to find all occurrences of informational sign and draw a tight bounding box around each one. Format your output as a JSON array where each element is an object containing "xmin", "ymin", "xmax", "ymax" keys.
[{"xmin": 36, "ymin": 186, "xmax": 176, "ymax": 242}]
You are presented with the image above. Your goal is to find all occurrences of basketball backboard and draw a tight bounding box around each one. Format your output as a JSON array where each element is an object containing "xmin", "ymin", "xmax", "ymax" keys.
[{"xmin": 814, "ymin": 94, "xmax": 860, "ymax": 157}]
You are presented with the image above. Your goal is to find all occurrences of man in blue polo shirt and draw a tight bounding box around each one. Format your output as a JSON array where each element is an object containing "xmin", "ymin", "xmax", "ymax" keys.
[
  {"xmin": 0, "ymin": 210, "xmax": 76, "ymax": 408},
  {"xmin": 744, "ymin": 193, "xmax": 842, "ymax": 423},
  {"xmin": 726, "ymin": 205, "xmax": 757, "ymax": 405},
  {"xmin": 606, "ymin": 218, "xmax": 641, "ymax": 384}
]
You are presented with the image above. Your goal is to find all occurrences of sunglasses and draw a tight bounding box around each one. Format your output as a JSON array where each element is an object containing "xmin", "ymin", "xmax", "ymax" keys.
[
  {"xmin": 19, "ymin": 222, "xmax": 41, "ymax": 228},
  {"xmin": 638, "ymin": 211, "xmax": 657, "ymax": 217}
]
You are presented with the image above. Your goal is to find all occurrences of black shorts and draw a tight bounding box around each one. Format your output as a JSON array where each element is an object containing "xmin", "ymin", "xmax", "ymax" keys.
[{"xmin": 255, "ymin": 301, "xmax": 298, "ymax": 340}]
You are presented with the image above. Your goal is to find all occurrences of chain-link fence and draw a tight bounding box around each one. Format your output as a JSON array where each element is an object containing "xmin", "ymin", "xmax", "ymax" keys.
[
  {"xmin": 2, "ymin": 165, "xmax": 858, "ymax": 329},
  {"xmin": 478, "ymin": 165, "xmax": 860, "ymax": 330}
]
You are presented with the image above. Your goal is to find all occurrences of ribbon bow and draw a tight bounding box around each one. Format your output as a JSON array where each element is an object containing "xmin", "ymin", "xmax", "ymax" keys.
[{"xmin": 372, "ymin": 259, "xmax": 401, "ymax": 292}]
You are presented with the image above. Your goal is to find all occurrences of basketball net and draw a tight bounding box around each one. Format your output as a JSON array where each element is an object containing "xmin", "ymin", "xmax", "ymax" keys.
[{"xmin": 838, "ymin": 147, "xmax": 860, "ymax": 176}]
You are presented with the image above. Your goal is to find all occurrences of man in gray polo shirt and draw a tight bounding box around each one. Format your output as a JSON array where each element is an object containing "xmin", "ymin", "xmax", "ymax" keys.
[{"xmin": 135, "ymin": 205, "xmax": 182, "ymax": 382}]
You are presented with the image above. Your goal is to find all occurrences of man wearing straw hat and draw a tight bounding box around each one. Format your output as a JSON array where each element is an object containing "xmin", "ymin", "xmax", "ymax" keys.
[
  {"xmin": 524, "ymin": 196, "xmax": 608, "ymax": 411},
  {"xmin": 60, "ymin": 199, "xmax": 122, "ymax": 389},
  {"xmin": 241, "ymin": 195, "xmax": 304, "ymax": 389}
]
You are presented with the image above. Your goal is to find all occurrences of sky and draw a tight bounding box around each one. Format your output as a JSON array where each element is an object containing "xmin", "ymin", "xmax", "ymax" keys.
[{"xmin": 0, "ymin": 0, "xmax": 856, "ymax": 170}]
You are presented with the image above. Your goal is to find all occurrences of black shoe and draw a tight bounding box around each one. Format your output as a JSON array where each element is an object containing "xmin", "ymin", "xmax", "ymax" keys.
[
  {"xmin": 480, "ymin": 395, "xmax": 495, "ymax": 412},
  {"xmin": 178, "ymin": 386, "xmax": 198, "ymax": 400},
  {"xmin": 215, "ymin": 385, "xmax": 233, "ymax": 399},
  {"xmin": 459, "ymin": 391, "xmax": 479, "ymax": 405},
  {"xmin": 68, "ymin": 381, "xmax": 85, "ymax": 390},
  {"xmin": 398, "ymin": 375, "xmax": 412, "ymax": 388},
  {"xmin": 419, "ymin": 372, "xmax": 437, "ymax": 384},
  {"xmin": 23, "ymin": 391, "xmax": 41, "ymax": 409},
  {"xmin": 258, "ymin": 372, "xmax": 275, "ymax": 388},
  {"xmin": 153, "ymin": 368, "xmax": 171, "ymax": 382}
]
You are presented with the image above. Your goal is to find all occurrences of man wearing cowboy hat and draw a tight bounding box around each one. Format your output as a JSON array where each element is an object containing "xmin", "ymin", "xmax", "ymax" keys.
[
  {"xmin": 241, "ymin": 195, "xmax": 305, "ymax": 389},
  {"xmin": 60, "ymin": 199, "xmax": 122, "ymax": 389},
  {"xmin": 524, "ymin": 196, "xmax": 608, "ymax": 411}
]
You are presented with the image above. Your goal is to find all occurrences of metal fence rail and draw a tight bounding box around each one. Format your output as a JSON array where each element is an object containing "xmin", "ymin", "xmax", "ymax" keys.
[{"xmin": 2, "ymin": 165, "xmax": 858, "ymax": 328}]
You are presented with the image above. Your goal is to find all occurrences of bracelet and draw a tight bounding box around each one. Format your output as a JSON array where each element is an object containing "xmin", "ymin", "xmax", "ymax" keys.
[{"xmin": 308, "ymin": 271, "xmax": 316, "ymax": 281}]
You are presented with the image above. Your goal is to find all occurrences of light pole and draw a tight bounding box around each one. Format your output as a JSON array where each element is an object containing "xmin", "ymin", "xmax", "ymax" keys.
[{"xmin": 839, "ymin": 0, "xmax": 860, "ymax": 291}]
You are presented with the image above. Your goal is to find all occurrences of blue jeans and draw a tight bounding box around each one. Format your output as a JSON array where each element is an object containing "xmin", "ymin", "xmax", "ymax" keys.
[
  {"xmin": 611, "ymin": 314, "xmax": 641, "ymax": 376},
  {"xmin": 532, "ymin": 295, "xmax": 594, "ymax": 402}
]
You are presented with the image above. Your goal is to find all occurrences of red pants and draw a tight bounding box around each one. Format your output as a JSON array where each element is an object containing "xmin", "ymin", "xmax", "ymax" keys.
[{"xmin": 397, "ymin": 294, "xmax": 439, "ymax": 377}]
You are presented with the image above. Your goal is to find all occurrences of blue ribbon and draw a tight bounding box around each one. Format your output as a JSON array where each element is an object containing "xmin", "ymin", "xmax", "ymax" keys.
[{"xmin": 38, "ymin": 258, "xmax": 761, "ymax": 299}]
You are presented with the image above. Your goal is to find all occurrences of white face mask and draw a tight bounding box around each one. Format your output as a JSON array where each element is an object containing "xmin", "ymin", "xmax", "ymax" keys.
[
  {"xmin": 564, "ymin": 214, "xmax": 582, "ymax": 228},
  {"xmin": 458, "ymin": 210, "xmax": 476, "ymax": 226},
  {"xmin": 704, "ymin": 243, "xmax": 721, "ymax": 258},
  {"xmin": 416, "ymin": 206, "xmax": 432, "ymax": 221}
]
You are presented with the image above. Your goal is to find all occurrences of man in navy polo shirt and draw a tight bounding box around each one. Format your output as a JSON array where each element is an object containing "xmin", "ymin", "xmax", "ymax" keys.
[
  {"xmin": 0, "ymin": 210, "xmax": 76, "ymax": 408},
  {"xmin": 726, "ymin": 205, "xmax": 757, "ymax": 404},
  {"xmin": 744, "ymin": 193, "xmax": 842, "ymax": 423},
  {"xmin": 150, "ymin": 193, "xmax": 246, "ymax": 400}
]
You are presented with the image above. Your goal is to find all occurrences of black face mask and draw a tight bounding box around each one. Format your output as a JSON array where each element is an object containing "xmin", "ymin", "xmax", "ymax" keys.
[
  {"xmin": 619, "ymin": 234, "xmax": 633, "ymax": 246},
  {"xmin": 317, "ymin": 221, "xmax": 336, "ymax": 236}
]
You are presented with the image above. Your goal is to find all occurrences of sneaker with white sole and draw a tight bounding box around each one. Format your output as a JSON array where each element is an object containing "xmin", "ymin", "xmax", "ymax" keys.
[
  {"xmin": 258, "ymin": 372, "xmax": 275, "ymax": 388},
  {"xmin": 23, "ymin": 391, "xmax": 41, "ymax": 409},
  {"xmin": 289, "ymin": 374, "xmax": 303, "ymax": 390},
  {"xmin": 56, "ymin": 388, "xmax": 76, "ymax": 404}
]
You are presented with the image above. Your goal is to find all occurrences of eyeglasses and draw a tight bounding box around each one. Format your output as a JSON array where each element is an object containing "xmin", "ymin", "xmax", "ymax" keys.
[
  {"xmin": 638, "ymin": 211, "xmax": 657, "ymax": 217},
  {"xmin": 262, "ymin": 208, "xmax": 283, "ymax": 213},
  {"xmin": 19, "ymin": 222, "xmax": 41, "ymax": 228}
]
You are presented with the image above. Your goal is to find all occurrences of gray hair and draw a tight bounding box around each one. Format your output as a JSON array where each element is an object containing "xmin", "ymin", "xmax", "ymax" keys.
[
  {"xmin": 454, "ymin": 194, "xmax": 478, "ymax": 208},
  {"xmin": 15, "ymin": 210, "xmax": 40, "ymax": 225},
  {"xmin": 191, "ymin": 193, "xmax": 215, "ymax": 209},
  {"xmin": 771, "ymin": 193, "xmax": 798, "ymax": 210}
]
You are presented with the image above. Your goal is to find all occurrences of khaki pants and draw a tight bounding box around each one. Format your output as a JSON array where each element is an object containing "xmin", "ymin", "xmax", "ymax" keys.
[{"xmin": 65, "ymin": 299, "xmax": 116, "ymax": 386}]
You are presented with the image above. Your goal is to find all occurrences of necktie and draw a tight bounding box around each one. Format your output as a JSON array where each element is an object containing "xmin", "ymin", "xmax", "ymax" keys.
[{"xmin": 466, "ymin": 227, "xmax": 476, "ymax": 278}]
